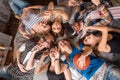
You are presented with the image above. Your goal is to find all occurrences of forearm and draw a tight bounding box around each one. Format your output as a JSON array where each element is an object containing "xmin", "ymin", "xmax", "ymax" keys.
[
  {"xmin": 54, "ymin": 59, "xmax": 61, "ymax": 74},
  {"xmin": 108, "ymin": 27, "xmax": 120, "ymax": 33},
  {"xmin": 25, "ymin": 52, "xmax": 36, "ymax": 70},
  {"xmin": 99, "ymin": 5, "xmax": 111, "ymax": 25},
  {"xmin": 25, "ymin": 5, "xmax": 41, "ymax": 9},
  {"xmin": 19, "ymin": 26, "xmax": 26, "ymax": 34},
  {"xmin": 16, "ymin": 50, "xmax": 21, "ymax": 64},
  {"xmin": 98, "ymin": 28, "xmax": 109, "ymax": 52},
  {"xmin": 53, "ymin": 10, "xmax": 69, "ymax": 22},
  {"xmin": 64, "ymin": 68, "xmax": 72, "ymax": 80},
  {"xmin": 34, "ymin": 57, "xmax": 45, "ymax": 74},
  {"xmin": 82, "ymin": 46, "xmax": 92, "ymax": 57}
]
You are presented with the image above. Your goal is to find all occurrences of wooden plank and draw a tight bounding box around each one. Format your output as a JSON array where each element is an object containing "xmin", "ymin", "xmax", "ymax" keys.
[
  {"xmin": 0, "ymin": 0, "xmax": 11, "ymax": 32},
  {"xmin": 0, "ymin": 32, "xmax": 12, "ymax": 67}
]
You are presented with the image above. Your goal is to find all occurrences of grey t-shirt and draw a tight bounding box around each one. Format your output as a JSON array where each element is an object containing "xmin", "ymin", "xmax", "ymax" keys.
[{"xmin": 33, "ymin": 70, "xmax": 48, "ymax": 80}]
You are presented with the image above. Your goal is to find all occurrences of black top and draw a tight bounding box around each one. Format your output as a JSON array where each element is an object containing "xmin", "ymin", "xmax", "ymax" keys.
[
  {"xmin": 107, "ymin": 32, "xmax": 120, "ymax": 54},
  {"xmin": 47, "ymin": 63, "xmax": 65, "ymax": 80}
]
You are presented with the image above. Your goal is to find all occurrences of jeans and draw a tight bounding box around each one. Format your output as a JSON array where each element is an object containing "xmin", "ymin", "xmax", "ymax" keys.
[
  {"xmin": 0, "ymin": 70, "xmax": 11, "ymax": 80},
  {"xmin": 108, "ymin": 19, "xmax": 120, "ymax": 28},
  {"xmin": 8, "ymin": 0, "xmax": 29, "ymax": 16},
  {"xmin": 104, "ymin": 63, "xmax": 120, "ymax": 80}
]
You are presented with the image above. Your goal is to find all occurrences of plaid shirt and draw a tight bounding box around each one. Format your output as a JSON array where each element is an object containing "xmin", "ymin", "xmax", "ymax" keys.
[
  {"xmin": 21, "ymin": 9, "xmax": 44, "ymax": 35},
  {"xmin": 95, "ymin": 4, "xmax": 111, "ymax": 26},
  {"xmin": 84, "ymin": 4, "xmax": 111, "ymax": 26},
  {"xmin": 7, "ymin": 41, "xmax": 36, "ymax": 80}
]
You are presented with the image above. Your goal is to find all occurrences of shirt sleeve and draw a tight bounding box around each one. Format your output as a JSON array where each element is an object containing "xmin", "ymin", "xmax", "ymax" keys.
[
  {"xmin": 98, "ymin": 4, "xmax": 111, "ymax": 25},
  {"xmin": 19, "ymin": 43, "xmax": 26, "ymax": 52}
]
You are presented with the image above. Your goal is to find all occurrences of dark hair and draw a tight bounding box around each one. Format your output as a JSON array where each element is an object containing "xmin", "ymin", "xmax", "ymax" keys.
[
  {"xmin": 86, "ymin": 30, "xmax": 102, "ymax": 37},
  {"xmin": 52, "ymin": 22, "xmax": 65, "ymax": 37},
  {"xmin": 0, "ymin": 77, "xmax": 8, "ymax": 80}
]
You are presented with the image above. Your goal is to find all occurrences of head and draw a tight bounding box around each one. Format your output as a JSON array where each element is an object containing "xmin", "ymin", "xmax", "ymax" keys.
[
  {"xmin": 35, "ymin": 33, "xmax": 54, "ymax": 49},
  {"xmin": 72, "ymin": 21, "xmax": 82, "ymax": 34},
  {"xmin": 44, "ymin": 33, "xmax": 55, "ymax": 46},
  {"xmin": 83, "ymin": 31, "xmax": 102, "ymax": 46},
  {"xmin": 31, "ymin": 22, "xmax": 50, "ymax": 34},
  {"xmin": 49, "ymin": 47, "xmax": 59, "ymax": 59},
  {"xmin": 52, "ymin": 20, "xmax": 62, "ymax": 34},
  {"xmin": 58, "ymin": 40, "xmax": 72, "ymax": 54},
  {"xmin": 91, "ymin": 0, "xmax": 101, "ymax": 6},
  {"xmin": 68, "ymin": 0, "xmax": 82, "ymax": 6}
]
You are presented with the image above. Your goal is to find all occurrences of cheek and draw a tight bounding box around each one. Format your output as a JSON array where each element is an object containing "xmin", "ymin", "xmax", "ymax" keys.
[
  {"xmin": 46, "ymin": 25, "xmax": 50, "ymax": 29},
  {"xmin": 50, "ymin": 53, "xmax": 54, "ymax": 58},
  {"xmin": 84, "ymin": 39, "xmax": 90, "ymax": 45}
]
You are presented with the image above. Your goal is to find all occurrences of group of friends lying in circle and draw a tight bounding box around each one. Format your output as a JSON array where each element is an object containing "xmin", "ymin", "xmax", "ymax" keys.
[{"xmin": 1, "ymin": 0, "xmax": 120, "ymax": 80}]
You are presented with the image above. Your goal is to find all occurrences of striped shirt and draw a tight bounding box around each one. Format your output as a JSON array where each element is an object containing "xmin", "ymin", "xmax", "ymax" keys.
[
  {"xmin": 84, "ymin": 4, "xmax": 111, "ymax": 26},
  {"xmin": 21, "ymin": 9, "xmax": 45, "ymax": 34}
]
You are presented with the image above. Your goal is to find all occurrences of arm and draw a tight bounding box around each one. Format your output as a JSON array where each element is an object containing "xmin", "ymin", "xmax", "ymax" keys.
[
  {"xmin": 34, "ymin": 58, "xmax": 48, "ymax": 74},
  {"xmin": 86, "ymin": 26, "xmax": 110, "ymax": 52},
  {"xmin": 52, "ymin": 9, "xmax": 69, "ymax": 22},
  {"xmin": 77, "ymin": 46, "xmax": 92, "ymax": 67},
  {"xmin": 82, "ymin": 46, "xmax": 93, "ymax": 57},
  {"xmin": 16, "ymin": 50, "xmax": 21, "ymax": 65},
  {"xmin": 18, "ymin": 23, "xmax": 30, "ymax": 39},
  {"xmin": 34, "ymin": 51, "xmax": 49, "ymax": 74},
  {"xmin": 16, "ymin": 44, "xmax": 27, "ymax": 73},
  {"xmin": 95, "ymin": 4, "xmax": 111, "ymax": 26},
  {"xmin": 54, "ymin": 60, "xmax": 68, "ymax": 74},
  {"xmin": 21, "ymin": 5, "xmax": 43, "ymax": 19},
  {"xmin": 108, "ymin": 27, "xmax": 120, "ymax": 33},
  {"xmin": 54, "ymin": 59, "xmax": 72, "ymax": 80},
  {"xmin": 25, "ymin": 51, "xmax": 36, "ymax": 70},
  {"xmin": 24, "ymin": 5, "xmax": 41, "ymax": 10},
  {"xmin": 63, "ymin": 67, "xmax": 72, "ymax": 80}
]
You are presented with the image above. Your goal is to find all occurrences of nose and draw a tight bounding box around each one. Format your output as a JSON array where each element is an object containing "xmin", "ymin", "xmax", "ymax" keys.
[{"xmin": 42, "ymin": 23, "xmax": 46, "ymax": 26}]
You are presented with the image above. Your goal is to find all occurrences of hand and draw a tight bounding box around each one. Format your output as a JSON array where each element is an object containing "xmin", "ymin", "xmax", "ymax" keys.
[
  {"xmin": 91, "ymin": 0, "xmax": 101, "ymax": 6},
  {"xmin": 80, "ymin": 26, "xmax": 87, "ymax": 38},
  {"xmin": 77, "ymin": 55, "xmax": 86, "ymax": 68},
  {"xmin": 50, "ymin": 47, "xmax": 60, "ymax": 60},
  {"xmin": 19, "ymin": 29, "xmax": 30, "ymax": 39},
  {"xmin": 22, "ymin": 33, "xmax": 30, "ymax": 39},
  {"xmin": 42, "ymin": 10, "xmax": 52, "ymax": 22},
  {"xmin": 68, "ymin": 0, "xmax": 77, "ymax": 7},
  {"xmin": 41, "ymin": 50, "xmax": 49, "ymax": 60},
  {"xmin": 85, "ymin": 26, "xmax": 108, "ymax": 32},
  {"xmin": 54, "ymin": 47, "xmax": 60, "ymax": 59},
  {"xmin": 23, "ymin": 7, "xmax": 30, "ymax": 12},
  {"xmin": 18, "ymin": 63, "xmax": 27, "ymax": 73},
  {"xmin": 33, "ymin": 42, "xmax": 49, "ymax": 52}
]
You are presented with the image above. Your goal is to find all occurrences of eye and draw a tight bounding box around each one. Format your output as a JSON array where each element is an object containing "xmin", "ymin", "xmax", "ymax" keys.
[
  {"xmin": 57, "ymin": 27, "xmax": 61, "ymax": 30},
  {"xmin": 43, "ymin": 26, "xmax": 46, "ymax": 28},
  {"xmin": 52, "ymin": 28, "xmax": 56, "ymax": 30}
]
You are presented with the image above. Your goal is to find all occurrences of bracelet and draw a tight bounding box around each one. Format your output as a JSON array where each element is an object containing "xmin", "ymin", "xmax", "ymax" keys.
[{"xmin": 54, "ymin": 59, "xmax": 60, "ymax": 62}]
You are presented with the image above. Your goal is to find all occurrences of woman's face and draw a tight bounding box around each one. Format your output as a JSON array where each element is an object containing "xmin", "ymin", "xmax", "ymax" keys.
[
  {"xmin": 32, "ymin": 22, "xmax": 50, "ymax": 33},
  {"xmin": 83, "ymin": 34, "xmax": 95, "ymax": 46},
  {"xmin": 49, "ymin": 48, "xmax": 56, "ymax": 59},
  {"xmin": 68, "ymin": 0, "xmax": 81, "ymax": 6},
  {"xmin": 37, "ymin": 38, "xmax": 50, "ymax": 48},
  {"xmin": 58, "ymin": 40, "xmax": 71, "ymax": 53},
  {"xmin": 52, "ymin": 21, "xmax": 62, "ymax": 34},
  {"xmin": 72, "ymin": 22, "xmax": 81, "ymax": 34}
]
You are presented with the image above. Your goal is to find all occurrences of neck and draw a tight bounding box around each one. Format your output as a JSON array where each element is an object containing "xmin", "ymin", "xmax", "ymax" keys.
[
  {"xmin": 66, "ymin": 47, "xmax": 72, "ymax": 54},
  {"xmin": 51, "ymin": 59, "xmax": 55, "ymax": 67},
  {"xmin": 91, "ymin": 36, "xmax": 101, "ymax": 47}
]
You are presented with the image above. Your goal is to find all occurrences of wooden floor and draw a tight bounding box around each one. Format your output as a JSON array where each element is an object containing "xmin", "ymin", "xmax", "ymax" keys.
[{"xmin": 5, "ymin": 14, "xmax": 19, "ymax": 65}]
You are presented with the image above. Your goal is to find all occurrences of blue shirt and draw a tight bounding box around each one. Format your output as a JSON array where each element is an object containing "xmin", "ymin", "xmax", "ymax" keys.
[{"xmin": 68, "ymin": 44, "xmax": 105, "ymax": 80}]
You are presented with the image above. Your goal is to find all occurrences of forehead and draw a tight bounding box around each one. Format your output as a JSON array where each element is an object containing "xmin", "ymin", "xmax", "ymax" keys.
[
  {"xmin": 58, "ymin": 40, "xmax": 68, "ymax": 44},
  {"xmin": 52, "ymin": 22, "xmax": 61, "ymax": 26}
]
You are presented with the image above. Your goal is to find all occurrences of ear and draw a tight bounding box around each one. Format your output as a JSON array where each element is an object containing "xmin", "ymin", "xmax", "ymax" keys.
[{"xmin": 48, "ymin": 1, "xmax": 54, "ymax": 10}]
